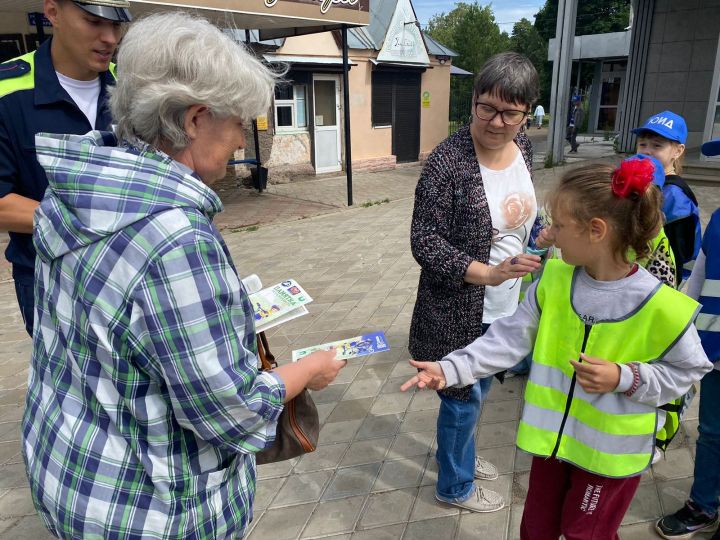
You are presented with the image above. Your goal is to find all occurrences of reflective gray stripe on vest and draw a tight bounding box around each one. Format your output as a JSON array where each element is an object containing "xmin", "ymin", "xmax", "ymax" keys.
[
  {"xmin": 522, "ymin": 402, "xmax": 654, "ymax": 455},
  {"xmin": 529, "ymin": 362, "xmax": 657, "ymax": 417}
]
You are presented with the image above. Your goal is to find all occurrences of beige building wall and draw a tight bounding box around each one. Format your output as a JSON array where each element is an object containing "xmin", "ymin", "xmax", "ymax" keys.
[
  {"xmin": 270, "ymin": 32, "xmax": 452, "ymax": 172},
  {"xmin": 420, "ymin": 60, "xmax": 451, "ymax": 157},
  {"xmin": 0, "ymin": 12, "xmax": 41, "ymax": 34},
  {"xmin": 348, "ymin": 56, "xmax": 392, "ymax": 167},
  {"xmin": 0, "ymin": 12, "xmax": 52, "ymax": 56},
  {"xmin": 276, "ymin": 32, "xmax": 341, "ymax": 57}
]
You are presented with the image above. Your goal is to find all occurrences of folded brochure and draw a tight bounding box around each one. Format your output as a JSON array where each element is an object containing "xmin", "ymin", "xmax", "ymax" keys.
[
  {"xmin": 249, "ymin": 279, "xmax": 313, "ymax": 333},
  {"xmin": 292, "ymin": 331, "xmax": 390, "ymax": 362}
]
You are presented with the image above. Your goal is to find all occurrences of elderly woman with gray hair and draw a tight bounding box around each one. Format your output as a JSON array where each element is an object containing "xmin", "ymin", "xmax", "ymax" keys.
[
  {"xmin": 409, "ymin": 52, "xmax": 542, "ymax": 514},
  {"xmin": 22, "ymin": 12, "xmax": 345, "ymax": 539}
]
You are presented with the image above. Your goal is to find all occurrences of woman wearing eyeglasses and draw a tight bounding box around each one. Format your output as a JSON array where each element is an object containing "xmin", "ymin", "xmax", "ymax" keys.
[{"xmin": 408, "ymin": 52, "xmax": 542, "ymax": 514}]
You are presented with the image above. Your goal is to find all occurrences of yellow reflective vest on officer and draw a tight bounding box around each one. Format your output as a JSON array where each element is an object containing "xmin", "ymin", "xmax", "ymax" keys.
[{"xmin": 516, "ymin": 260, "xmax": 699, "ymax": 478}]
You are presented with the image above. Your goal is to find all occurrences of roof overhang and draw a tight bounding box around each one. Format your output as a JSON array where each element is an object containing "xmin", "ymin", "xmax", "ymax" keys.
[
  {"xmin": 263, "ymin": 53, "xmax": 356, "ymax": 71},
  {"xmin": 547, "ymin": 31, "xmax": 631, "ymax": 61},
  {"xmin": 450, "ymin": 65, "xmax": 472, "ymax": 76},
  {"xmin": 3, "ymin": 0, "xmax": 369, "ymax": 39}
]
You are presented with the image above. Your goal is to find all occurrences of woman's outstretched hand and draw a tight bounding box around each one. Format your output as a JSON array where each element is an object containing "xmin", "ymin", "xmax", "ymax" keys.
[
  {"xmin": 486, "ymin": 253, "xmax": 542, "ymax": 286},
  {"xmin": 400, "ymin": 360, "xmax": 447, "ymax": 391}
]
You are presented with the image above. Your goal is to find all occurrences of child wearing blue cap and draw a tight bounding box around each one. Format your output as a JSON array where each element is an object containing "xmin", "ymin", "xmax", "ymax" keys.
[
  {"xmin": 633, "ymin": 111, "xmax": 701, "ymax": 283},
  {"xmin": 656, "ymin": 138, "xmax": 720, "ymax": 540}
]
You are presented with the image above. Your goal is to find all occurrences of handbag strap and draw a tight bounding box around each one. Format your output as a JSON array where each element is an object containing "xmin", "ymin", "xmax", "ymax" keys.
[{"xmin": 257, "ymin": 331, "xmax": 277, "ymax": 371}]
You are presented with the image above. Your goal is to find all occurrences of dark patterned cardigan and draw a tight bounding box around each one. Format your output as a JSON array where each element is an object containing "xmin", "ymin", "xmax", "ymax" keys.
[{"xmin": 409, "ymin": 125, "xmax": 533, "ymax": 401}]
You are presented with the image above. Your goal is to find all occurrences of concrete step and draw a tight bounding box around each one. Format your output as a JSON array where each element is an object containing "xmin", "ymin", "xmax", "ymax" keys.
[
  {"xmin": 682, "ymin": 162, "xmax": 720, "ymax": 186},
  {"xmin": 685, "ymin": 174, "xmax": 720, "ymax": 186}
]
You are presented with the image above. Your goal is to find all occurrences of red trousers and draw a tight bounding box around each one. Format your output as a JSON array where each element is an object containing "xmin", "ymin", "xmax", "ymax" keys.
[{"xmin": 520, "ymin": 457, "xmax": 641, "ymax": 540}]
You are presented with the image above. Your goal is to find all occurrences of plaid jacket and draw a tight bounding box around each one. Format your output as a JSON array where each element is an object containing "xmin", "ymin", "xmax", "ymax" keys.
[{"xmin": 23, "ymin": 132, "xmax": 285, "ymax": 539}]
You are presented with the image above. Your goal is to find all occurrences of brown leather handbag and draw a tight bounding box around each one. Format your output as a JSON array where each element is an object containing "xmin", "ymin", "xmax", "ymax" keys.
[{"xmin": 255, "ymin": 331, "xmax": 320, "ymax": 465}]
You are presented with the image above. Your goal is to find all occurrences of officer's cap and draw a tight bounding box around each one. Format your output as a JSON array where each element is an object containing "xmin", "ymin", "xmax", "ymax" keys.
[{"xmin": 72, "ymin": 0, "xmax": 132, "ymax": 22}]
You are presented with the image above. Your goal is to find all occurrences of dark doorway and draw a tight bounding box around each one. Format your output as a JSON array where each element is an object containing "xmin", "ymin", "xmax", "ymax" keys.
[
  {"xmin": 392, "ymin": 73, "xmax": 421, "ymax": 163},
  {"xmin": 371, "ymin": 69, "xmax": 423, "ymax": 163},
  {"xmin": 0, "ymin": 34, "xmax": 24, "ymax": 63}
]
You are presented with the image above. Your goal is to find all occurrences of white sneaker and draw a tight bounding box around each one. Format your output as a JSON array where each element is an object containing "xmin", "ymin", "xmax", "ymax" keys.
[
  {"xmin": 436, "ymin": 485, "xmax": 505, "ymax": 513},
  {"xmin": 474, "ymin": 456, "xmax": 499, "ymax": 480}
]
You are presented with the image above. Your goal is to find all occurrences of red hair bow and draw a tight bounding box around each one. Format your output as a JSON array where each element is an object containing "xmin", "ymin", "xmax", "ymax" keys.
[{"xmin": 611, "ymin": 158, "xmax": 654, "ymax": 200}]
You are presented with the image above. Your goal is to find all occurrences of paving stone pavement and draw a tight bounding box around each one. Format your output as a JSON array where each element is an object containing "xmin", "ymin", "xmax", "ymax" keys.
[{"xmin": 0, "ymin": 155, "xmax": 719, "ymax": 539}]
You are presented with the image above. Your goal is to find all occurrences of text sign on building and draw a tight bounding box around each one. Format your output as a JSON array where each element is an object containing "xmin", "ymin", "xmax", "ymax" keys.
[
  {"xmin": 376, "ymin": 0, "xmax": 430, "ymax": 66},
  {"xmin": 422, "ymin": 91, "xmax": 431, "ymax": 108},
  {"xmin": 264, "ymin": 0, "xmax": 369, "ymax": 14},
  {"xmin": 27, "ymin": 13, "xmax": 52, "ymax": 27}
]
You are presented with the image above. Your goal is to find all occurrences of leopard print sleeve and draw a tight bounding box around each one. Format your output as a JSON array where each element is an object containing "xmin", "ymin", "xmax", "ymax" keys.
[{"xmin": 645, "ymin": 243, "xmax": 677, "ymax": 288}]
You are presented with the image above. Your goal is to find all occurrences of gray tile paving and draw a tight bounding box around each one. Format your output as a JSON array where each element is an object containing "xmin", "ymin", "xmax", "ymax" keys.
[{"xmin": 0, "ymin": 157, "xmax": 719, "ymax": 539}]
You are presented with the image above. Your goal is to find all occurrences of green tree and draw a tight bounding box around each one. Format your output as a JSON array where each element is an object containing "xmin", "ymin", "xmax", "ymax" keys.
[
  {"xmin": 534, "ymin": 0, "xmax": 631, "ymax": 41},
  {"xmin": 509, "ymin": 18, "xmax": 549, "ymax": 105},
  {"xmin": 426, "ymin": 2, "xmax": 509, "ymax": 75},
  {"xmin": 533, "ymin": 1, "xmax": 631, "ymax": 112}
]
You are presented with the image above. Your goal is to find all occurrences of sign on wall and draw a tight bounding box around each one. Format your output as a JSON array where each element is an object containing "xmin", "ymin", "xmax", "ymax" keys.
[
  {"xmin": 256, "ymin": 115, "xmax": 269, "ymax": 131},
  {"xmin": 27, "ymin": 13, "xmax": 51, "ymax": 27},
  {"xmin": 422, "ymin": 91, "xmax": 430, "ymax": 108},
  {"xmin": 376, "ymin": 0, "xmax": 430, "ymax": 66},
  {"xmin": 264, "ymin": 0, "xmax": 368, "ymax": 14}
]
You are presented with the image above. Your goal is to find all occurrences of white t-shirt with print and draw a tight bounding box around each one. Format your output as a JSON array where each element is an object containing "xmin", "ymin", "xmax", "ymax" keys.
[
  {"xmin": 479, "ymin": 150, "xmax": 537, "ymax": 324},
  {"xmin": 56, "ymin": 71, "xmax": 101, "ymax": 128}
]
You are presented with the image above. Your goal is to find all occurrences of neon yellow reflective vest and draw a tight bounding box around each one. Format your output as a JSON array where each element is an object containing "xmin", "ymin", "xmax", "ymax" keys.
[
  {"xmin": 516, "ymin": 260, "xmax": 699, "ymax": 478},
  {"xmin": 0, "ymin": 50, "xmax": 117, "ymax": 99},
  {"xmin": 638, "ymin": 229, "xmax": 688, "ymax": 451}
]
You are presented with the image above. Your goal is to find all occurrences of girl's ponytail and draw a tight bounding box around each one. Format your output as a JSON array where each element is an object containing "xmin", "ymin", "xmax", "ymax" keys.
[{"xmin": 611, "ymin": 158, "xmax": 664, "ymax": 261}]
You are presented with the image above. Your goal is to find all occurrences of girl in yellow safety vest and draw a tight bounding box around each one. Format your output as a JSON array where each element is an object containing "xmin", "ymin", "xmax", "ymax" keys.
[{"xmin": 401, "ymin": 160, "xmax": 713, "ymax": 540}]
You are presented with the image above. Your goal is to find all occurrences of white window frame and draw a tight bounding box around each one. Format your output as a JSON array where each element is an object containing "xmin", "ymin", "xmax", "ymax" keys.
[
  {"xmin": 274, "ymin": 84, "xmax": 308, "ymax": 133},
  {"xmin": 702, "ymin": 32, "xmax": 720, "ymax": 161}
]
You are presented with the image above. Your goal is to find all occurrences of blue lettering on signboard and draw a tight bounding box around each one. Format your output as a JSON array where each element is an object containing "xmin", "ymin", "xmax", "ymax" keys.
[{"xmin": 28, "ymin": 13, "xmax": 52, "ymax": 27}]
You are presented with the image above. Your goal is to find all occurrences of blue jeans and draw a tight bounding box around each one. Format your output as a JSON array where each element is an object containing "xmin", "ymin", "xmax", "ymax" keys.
[
  {"xmin": 689, "ymin": 368, "xmax": 720, "ymax": 516},
  {"xmin": 14, "ymin": 279, "xmax": 34, "ymax": 337},
  {"xmin": 435, "ymin": 375, "xmax": 493, "ymax": 501},
  {"xmin": 509, "ymin": 354, "xmax": 532, "ymax": 375}
]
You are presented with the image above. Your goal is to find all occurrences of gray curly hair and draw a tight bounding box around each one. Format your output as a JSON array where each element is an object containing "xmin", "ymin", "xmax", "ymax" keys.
[{"xmin": 110, "ymin": 12, "xmax": 277, "ymax": 151}]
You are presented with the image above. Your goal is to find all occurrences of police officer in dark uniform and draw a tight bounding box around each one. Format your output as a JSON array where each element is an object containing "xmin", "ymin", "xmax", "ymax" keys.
[{"xmin": 0, "ymin": 0, "xmax": 131, "ymax": 335}]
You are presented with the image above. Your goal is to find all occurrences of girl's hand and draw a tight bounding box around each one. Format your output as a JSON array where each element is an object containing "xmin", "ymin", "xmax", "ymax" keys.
[
  {"xmin": 400, "ymin": 360, "xmax": 446, "ymax": 391},
  {"xmin": 487, "ymin": 254, "xmax": 542, "ymax": 286},
  {"xmin": 534, "ymin": 227, "xmax": 556, "ymax": 249},
  {"xmin": 570, "ymin": 353, "xmax": 621, "ymax": 393}
]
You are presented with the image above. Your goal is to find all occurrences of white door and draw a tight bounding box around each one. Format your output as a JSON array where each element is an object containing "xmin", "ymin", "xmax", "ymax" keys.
[{"xmin": 313, "ymin": 75, "xmax": 342, "ymax": 174}]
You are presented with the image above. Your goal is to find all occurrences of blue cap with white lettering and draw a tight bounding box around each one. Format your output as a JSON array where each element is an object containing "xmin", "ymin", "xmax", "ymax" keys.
[{"xmin": 632, "ymin": 110, "xmax": 687, "ymax": 144}]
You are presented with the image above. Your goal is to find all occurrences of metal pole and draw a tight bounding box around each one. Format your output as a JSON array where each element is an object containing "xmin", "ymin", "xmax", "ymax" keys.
[
  {"xmin": 341, "ymin": 24, "xmax": 353, "ymax": 206},
  {"xmin": 245, "ymin": 29, "xmax": 264, "ymax": 192},
  {"xmin": 547, "ymin": 0, "xmax": 578, "ymax": 165},
  {"xmin": 575, "ymin": 59, "xmax": 582, "ymax": 96},
  {"xmin": 33, "ymin": 12, "xmax": 46, "ymax": 45}
]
